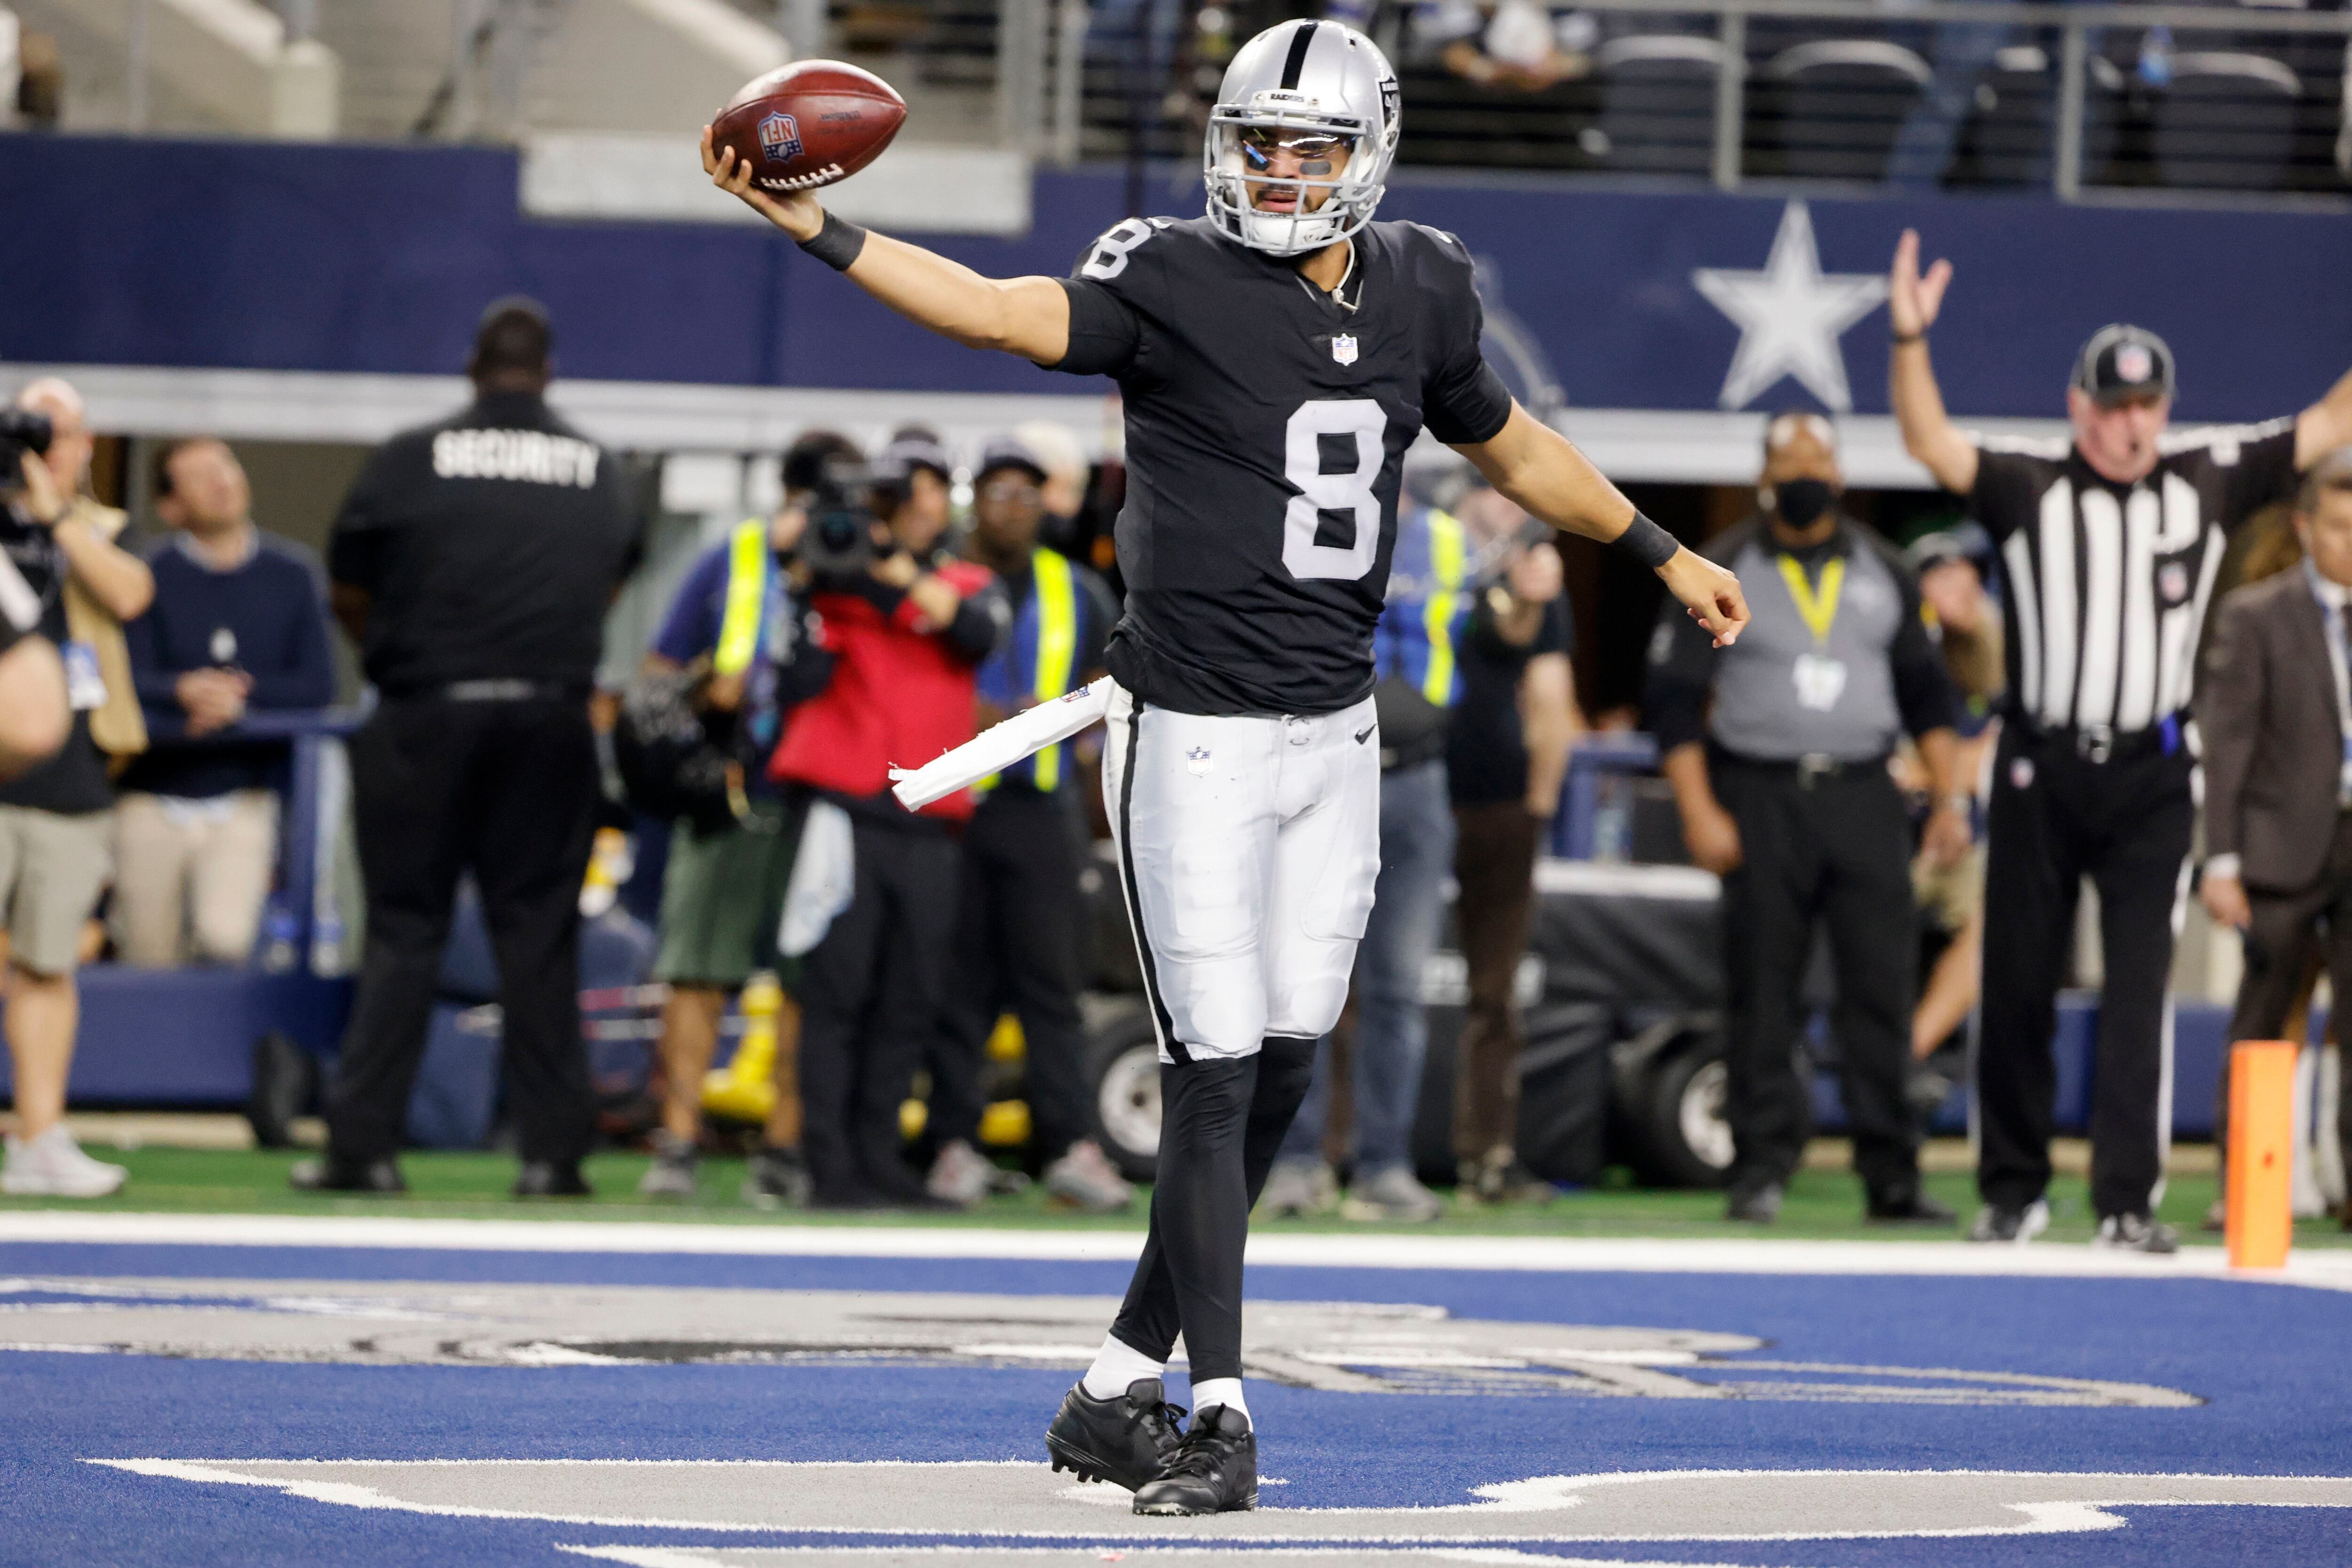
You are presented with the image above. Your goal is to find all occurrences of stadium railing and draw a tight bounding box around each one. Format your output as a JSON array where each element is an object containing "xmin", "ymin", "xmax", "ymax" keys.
[{"xmin": 1073, "ymin": 0, "xmax": 2352, "ymax": 200}]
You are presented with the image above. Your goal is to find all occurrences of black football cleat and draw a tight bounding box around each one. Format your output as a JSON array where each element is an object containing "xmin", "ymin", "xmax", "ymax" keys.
[
  {"xmin": 1131, "ymin": 1403, "xmax": 1255, "ymax": 1516},
  {"xmin": 1045, "ymin": 1378, "xmax": 1185, "ymax": 1491}
]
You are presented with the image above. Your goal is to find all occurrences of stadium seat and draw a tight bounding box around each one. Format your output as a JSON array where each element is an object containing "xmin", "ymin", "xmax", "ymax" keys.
[
  {"xmin": 1758, "ymin": 38, "xmax": 1933, "ymax": 181},
  {"xmin": 2152, "ymin": 50, "xmax": 2305, "ymax": 190},
  {"xmin": 1591, "ymin": 33, "xmax": 1727, "ymax": 177}
]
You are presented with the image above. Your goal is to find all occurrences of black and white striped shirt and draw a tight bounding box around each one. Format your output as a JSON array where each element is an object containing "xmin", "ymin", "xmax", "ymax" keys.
[{"xmin": 1968, "ymin": 421, "xmax": 2298, "ymax": 735}]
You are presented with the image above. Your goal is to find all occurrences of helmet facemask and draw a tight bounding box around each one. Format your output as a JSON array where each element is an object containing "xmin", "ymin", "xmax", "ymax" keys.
[{"xmin": 1206, "ymin": 103, "xmax": 1382, "ymax": 256}]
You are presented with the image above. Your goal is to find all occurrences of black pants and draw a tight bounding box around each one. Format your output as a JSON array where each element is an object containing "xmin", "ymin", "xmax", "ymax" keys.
[
  {"xmin": 1714, "ymin": 753, "xmax": 1920, "ymax": 1194},
  {"xmin": 928, "ymin": 786, "xmax": 1094, "ymax": 1161},
  {"xmin": 797, "ymin": 812, "xmax": 960, "ymax": 1199},
  {"xmin": 1978, "ymin": 726, "xmax": 2194, "ymax": 1219},
  {"xmin": 2214, "ymin": 813, "xmax": 2352, "ymax": 1171},
  {"xmin": 328, "ymin": 696, "xmax": 598, "ymax": 1165}
]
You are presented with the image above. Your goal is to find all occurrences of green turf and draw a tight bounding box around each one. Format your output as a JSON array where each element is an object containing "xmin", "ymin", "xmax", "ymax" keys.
[{"xmin": 6, "ymin": 1143, "xmax": 2346, "ymax": 1247}]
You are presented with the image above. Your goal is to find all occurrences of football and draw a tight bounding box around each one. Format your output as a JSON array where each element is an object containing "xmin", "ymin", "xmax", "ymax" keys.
[{"xmin": 711, "ymin": 61, "xmax": 906, "ymax": 198}]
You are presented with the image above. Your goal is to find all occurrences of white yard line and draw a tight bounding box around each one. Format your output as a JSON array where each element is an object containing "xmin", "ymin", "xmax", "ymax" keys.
[{"xmin": 1, "ymin": 1210, "xmax": 2348, "ymax": 1291}]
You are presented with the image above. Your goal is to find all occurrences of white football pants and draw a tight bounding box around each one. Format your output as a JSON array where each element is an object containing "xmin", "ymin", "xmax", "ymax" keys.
[{"xmin": 1102, "ymin": 681, "xmax": 1382, "ymax": 1061}]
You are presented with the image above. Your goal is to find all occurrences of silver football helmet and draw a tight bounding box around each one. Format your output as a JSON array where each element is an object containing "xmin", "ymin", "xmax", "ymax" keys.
[{"xmin": 1203, "ymin": 20, "xmax": 1401, "ymax": 257}]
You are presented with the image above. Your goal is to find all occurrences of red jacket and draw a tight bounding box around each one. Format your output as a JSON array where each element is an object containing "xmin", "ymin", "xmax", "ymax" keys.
[{"xmin": 769, "ymin": 559, "xmax": 998, "ymax": 822}]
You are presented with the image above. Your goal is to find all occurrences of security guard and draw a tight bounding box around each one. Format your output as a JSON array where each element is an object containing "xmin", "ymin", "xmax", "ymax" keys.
[
  {"xmin": 296, "ymin": 298, "xmax": 640, "ymax": 1196},
  {"xmin": 1647, "ymin": 414, "xmax": 1970, "ymax": 1225},
  {"xmin": 923, "ymin": 436, "xmax": 1125, "ymax": 1210}
]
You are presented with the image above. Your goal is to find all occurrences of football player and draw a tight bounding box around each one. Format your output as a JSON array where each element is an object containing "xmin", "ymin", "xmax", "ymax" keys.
[{"xmin": 704, "ymin": 18, "xmax": 1746, "ymax": 1516}]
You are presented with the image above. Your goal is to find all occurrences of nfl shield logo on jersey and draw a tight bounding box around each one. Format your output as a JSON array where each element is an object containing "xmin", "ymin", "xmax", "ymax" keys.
[
  {"xmin": 1331, "ymin": 333, "xmax": 1359, "ymax": 366},
  {"xmin": 758, "ymin": 111, "xmax": 804, "ymax": 163}
]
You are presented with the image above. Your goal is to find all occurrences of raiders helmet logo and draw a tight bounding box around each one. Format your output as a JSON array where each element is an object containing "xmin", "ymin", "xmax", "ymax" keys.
[
  {"xmin": 757, "ymin": 111, "xmax": 804, "ymax": 163},
  {"xmin": 1331, "ymin": 333, "xmax": 1359, "ymax": 366}
]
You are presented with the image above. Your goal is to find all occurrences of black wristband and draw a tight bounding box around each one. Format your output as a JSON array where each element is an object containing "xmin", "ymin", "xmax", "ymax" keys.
[
  {"xmin": 797, "ymin": 210, "xmax": 867, "ymax": 272},
  {"xmin": 1891, "ymin": 330, "xmax": 1924, "ymax": 346},
  {"xmin": 1614, "ymin": 511, "xmax": 1679, "ymax": 571}
]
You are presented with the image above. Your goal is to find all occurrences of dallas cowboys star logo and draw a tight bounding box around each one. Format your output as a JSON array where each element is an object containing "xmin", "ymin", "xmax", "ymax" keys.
[{"xmin": 1692, "ymin": 201, "xmax": 1888, "ymax": 413}]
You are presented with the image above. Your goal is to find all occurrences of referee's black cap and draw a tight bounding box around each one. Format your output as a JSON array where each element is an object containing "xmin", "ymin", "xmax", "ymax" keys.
[{"xmin": 2072, "ymin": 325, "xmax": 2176, "ymax": 407}]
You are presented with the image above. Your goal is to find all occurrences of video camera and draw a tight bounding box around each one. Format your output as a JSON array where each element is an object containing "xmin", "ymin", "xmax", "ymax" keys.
[
  {"xmin": 797, "ymin": 456, "xmax": 882, "ymax": 581},
  {"xmin": 0, "ymin": 410, "xmax": 54, "ymax": 476}
]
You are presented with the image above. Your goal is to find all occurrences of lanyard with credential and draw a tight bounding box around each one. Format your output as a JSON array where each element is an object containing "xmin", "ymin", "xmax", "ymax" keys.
[{"xmin": 1777, "ymin": 554, "xmax": 1846, "ymax": 644}]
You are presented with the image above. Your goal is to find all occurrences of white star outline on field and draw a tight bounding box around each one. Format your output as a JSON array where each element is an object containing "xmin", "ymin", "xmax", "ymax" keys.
[{"xmin": 1692, "ymin": 200, "xmax": 1888, "ymax": 413}]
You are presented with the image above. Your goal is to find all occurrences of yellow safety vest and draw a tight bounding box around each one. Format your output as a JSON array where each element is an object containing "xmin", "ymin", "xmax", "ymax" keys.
[
  {"xmin": 1418, "ymin": 508, "xmax": 1467, "ymax": 706},
  {"xmin": 982, "ymin": 547, "xmax": 1080, "ymax": 793},
  {"xmin": 713, "ymin": 518, "xmax": 770, "ymax": 678}
]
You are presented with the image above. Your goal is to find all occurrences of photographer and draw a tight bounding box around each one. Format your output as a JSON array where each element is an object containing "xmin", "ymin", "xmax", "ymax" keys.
[
  {"xmin": 768, "ymin": 445, "xmax": 1008, "ymax": 1207},
  {"xmin": 0, "ymin": 378, "xmax": 154, "ymax": 1198},
  {"xmin": 631, "ymin": 431, "xmax": 852, "ymax": 1206}
]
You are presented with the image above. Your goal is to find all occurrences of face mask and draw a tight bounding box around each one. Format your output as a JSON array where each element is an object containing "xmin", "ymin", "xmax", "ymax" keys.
[{"xmin": 1773, "ymin": 478, "xmax": 1835, "ymax": 529}]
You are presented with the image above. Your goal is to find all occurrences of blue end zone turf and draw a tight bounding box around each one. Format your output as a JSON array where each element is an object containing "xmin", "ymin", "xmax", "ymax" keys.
[{"xmin": 6, "ymin": 1234, "xmax": 2349, "ymax": 1567}]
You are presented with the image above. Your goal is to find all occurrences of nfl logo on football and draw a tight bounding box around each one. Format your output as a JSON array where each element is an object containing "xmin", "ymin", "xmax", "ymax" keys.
[
  {"xmin": 1331, "ymin": 333, "xmax": 1359, "ymax": 366},
  {"xmin": 758, "ymin": 111, "xmax": 804, "ymax": 164}
]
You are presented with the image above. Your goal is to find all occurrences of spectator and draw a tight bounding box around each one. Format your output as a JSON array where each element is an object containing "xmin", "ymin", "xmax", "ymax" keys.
[
  {"xmin": 1446, "ymin": 483, "xmax": 1578, "ymax": 1204},
  {"xmin": 923, "ymin": 435, "xmax": 1128, "ymax": 1212},
  {"xmin": 113, "ymin": 437, "xmax": 335, "ymax": 967},
  {"xmin": 0, "ymin": 377, "xmax": 155, "ymax": 1198},
  {"xmin": 1009, "ymin": 420, "xmax": 1092, "ymax": 557},
  {"xmin": 768, "ymin": 445, "xmax": 1006, "ymax": 1208},
  {"xmin": 297, "ymin": 298, "xmax": 640, "ymax": 1198},
  {"xmin": 1260, "ymin": 486, "xmax": 1484, "ymax": 1223},
  {"xmin": 1414, "ymin": 0, "xmax": 1595, "ymax": 90},
  {"xmin": 1902, "ymin": 526, "xmax": 2003, "ymax": 1083},
  {"xmin": 2197, "ymin": 447, "xmax": 2352, "ymax": 1232},
  {"xmin": 634, "ymin": 431, "xmax": 850, "ymax": 1206},
  {"xmin": 1646, "ymin": 413, "xmax": 1968, "ymax": 1226}
]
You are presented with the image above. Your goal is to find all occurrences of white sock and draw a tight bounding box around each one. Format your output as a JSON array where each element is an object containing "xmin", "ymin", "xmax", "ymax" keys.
[
  {"xmin": 1190, "ymin": 1378, "xmax": 1248, "ymax": 1425},
  {"xmin": 1081, "ymin": 1334, "xmax": 1165, "ymax": 1401}
]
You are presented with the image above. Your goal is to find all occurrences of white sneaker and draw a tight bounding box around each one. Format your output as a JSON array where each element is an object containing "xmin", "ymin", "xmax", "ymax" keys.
[
  {"xmin": 1042, "ymin": 1140, "xmax": 1133, "ymax": 1212},
  {"xmin": 2, "ymin": 1126, "xmax": 127, "ymax": 1197},
  {"xmin": 1257, "ymin": 1158, "xmax": 1337, "ymax": 1218},
  {"xmin": 1341, "ymin": 1164, "xmax": 1446, "ymax": 1223},
  {"xmin": 925, "ymin": 1139, "xmax": 994, "ymax": 1207}
]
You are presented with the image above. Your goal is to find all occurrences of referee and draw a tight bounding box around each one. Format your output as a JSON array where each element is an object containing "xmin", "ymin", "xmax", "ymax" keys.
[
  {"xmin": 1888, "ymin": 230, "xmax": 2352, "ymax": 1250},
  {"xmin": 294, "ymin": 299, "xmax": 641, "ymax": 1197}
]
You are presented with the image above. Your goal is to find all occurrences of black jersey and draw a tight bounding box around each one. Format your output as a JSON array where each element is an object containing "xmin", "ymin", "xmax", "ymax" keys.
[
  {"xmin": 1967, "ymin": 420, "xmax": 2297, "ymax": 735},
  {"xmin": 1051, "ymin": 215, "xmax": 1513, "ymax": 716}
]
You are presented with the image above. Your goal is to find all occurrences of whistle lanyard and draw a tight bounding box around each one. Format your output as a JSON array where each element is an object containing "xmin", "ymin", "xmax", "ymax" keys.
[{"xmin": 1777, "ymin": 553, "xmax": 1846, "ymax": 645}]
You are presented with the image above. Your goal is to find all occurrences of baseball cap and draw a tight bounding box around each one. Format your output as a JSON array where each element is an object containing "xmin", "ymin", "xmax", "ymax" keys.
[
  {"xmin": 974, "ymin": 436, "xmax": 1048, "ymax": 484},
  {"xmin": 1905, "ymin": 523, "xmax": 1994, "ymax": 578},
  {"xmin": 2072, "ymin": 325, "xmax": 2175, "ymax": 407},
  {"xmin": 877, "ymin": 429, "xmax": 953, "ymax": 483}
]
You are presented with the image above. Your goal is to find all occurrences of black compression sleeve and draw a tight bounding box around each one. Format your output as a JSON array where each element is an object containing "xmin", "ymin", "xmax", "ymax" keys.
[{"xmin": 1108, "ymin": 1039, "xmax": 1313, "ymax": 1369}]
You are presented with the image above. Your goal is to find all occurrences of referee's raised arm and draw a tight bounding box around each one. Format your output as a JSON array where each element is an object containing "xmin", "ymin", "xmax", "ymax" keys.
[{"xmin": 1886, "ymin": 230, "xmax": 1979, "ymax": 497}]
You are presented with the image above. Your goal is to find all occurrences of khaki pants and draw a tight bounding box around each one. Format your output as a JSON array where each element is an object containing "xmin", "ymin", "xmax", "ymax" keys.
[{"xmin": 111, "ymin": 791, "xmax": 278, "ymax": 966}]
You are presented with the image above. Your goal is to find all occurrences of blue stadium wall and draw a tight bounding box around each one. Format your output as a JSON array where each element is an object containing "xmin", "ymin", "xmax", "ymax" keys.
[{"xmin": 3, "ymin": 135, "xmax": 2349, "ymax": 422}]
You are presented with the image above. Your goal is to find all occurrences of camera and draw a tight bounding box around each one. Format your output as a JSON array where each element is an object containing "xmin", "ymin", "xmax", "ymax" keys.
[
  {"xmin": 797, "ymin": 457, "xmax": 881, "ymax": 581},
  {"xmin": 0, "ymin": 410, "xmax": 53, "ymax": 475}
]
